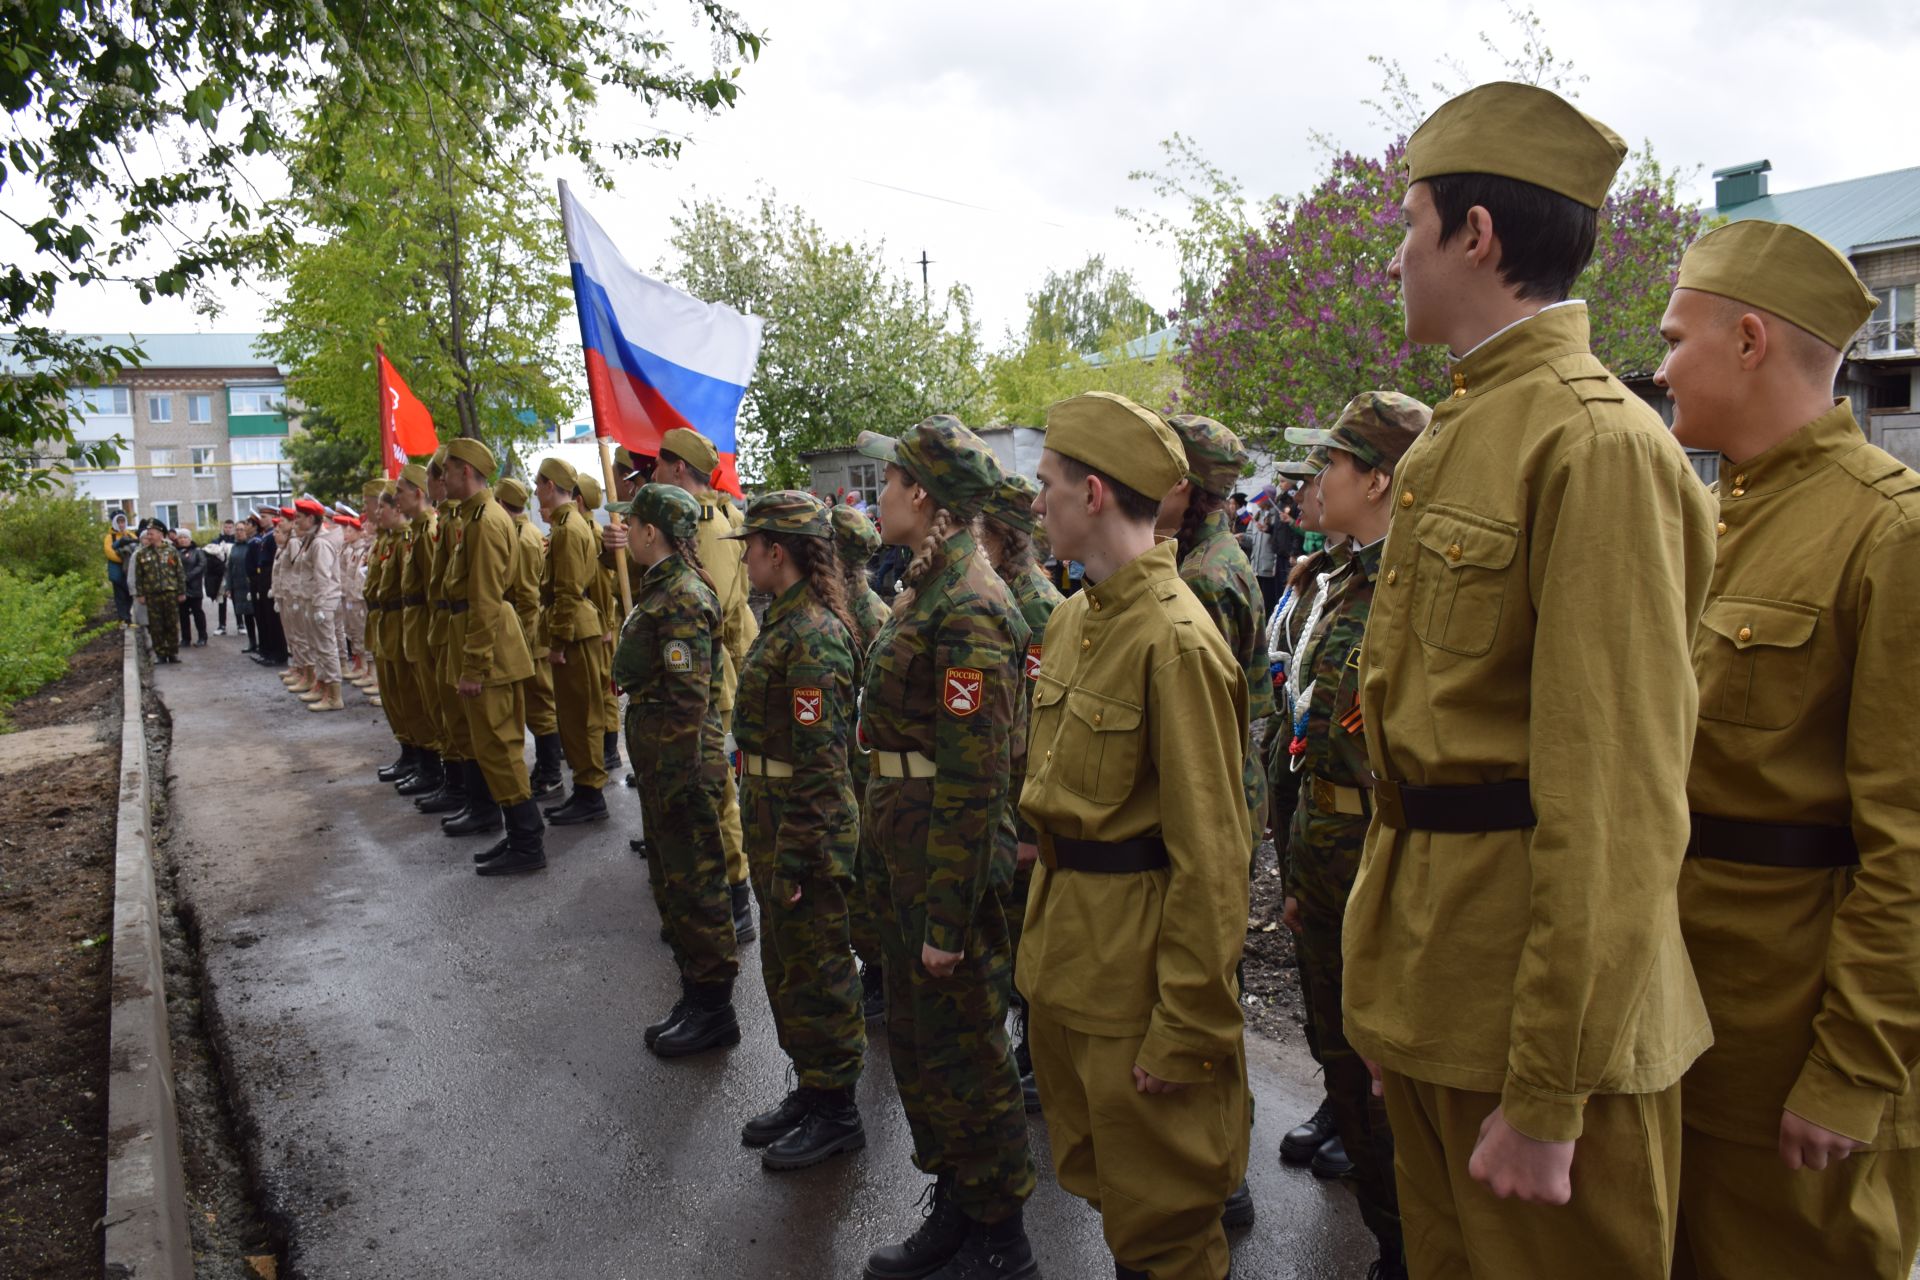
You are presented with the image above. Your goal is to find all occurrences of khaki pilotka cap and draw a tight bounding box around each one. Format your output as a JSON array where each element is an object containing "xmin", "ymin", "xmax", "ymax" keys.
[
  {"xmin": 1285, "ymin": 392, "xmax": 1433, "ymax": 471},
  {"xmin": 1676, "ymin": 220, "xmax": 1878, "ymax": 351},
  {"xmin": 574, "ymin": 473, "xmax": 603, "ymax": 510},
  {"xmin": 870, "ymin": 415, "xmax": 1004, "ymax": 519},
  {"xmin": 722, "ymin": 489, "xmax": 833, "ymax": 541},
  {"xmin": 399, "ymin": 462, "xmax": 430, "ymax": 490},
  {"xmin": 1044, "ymin": 391, "xmax": 1186, "ymax": 500},
  {"xmin": 981, "ymin": 473, "xmax": 1040, "ymax": 535},
  {"xmin": 1164, "ymin": 413, "xmax": 1249, "ymax": 497},
  {"xmin": 1406, "ymin": 81, "xmax": 1627, "ymax": 210},
  {"xmin": 831, "ymin": 504, "xmax": 881, "ymax": 562},
  {"xmin": 495, "ymin": 478, "xmax": 530, "ymax": 509},
  {"xmin": 608, "ymin": 483, "xmax": 700, "ymax": 541},
  {"xmin": 660, "ymin": 426, "xmax": 720, "ymax": 475},
  {"xmin": 536, "ymin": 456, "xmax": 577, "ymax": 490},
  {"xmin": 444, "ymin": 437, "xmax": 495, "ymax": 477}
]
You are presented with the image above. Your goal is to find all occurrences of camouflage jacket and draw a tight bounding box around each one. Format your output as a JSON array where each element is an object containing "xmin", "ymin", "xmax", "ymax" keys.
[
  {"xmin": 735, "ymin": 581, "xmax": 860, "ymax": 880},
  {"xmin": 1181, "ymin": 506, "xmax": 1272, "ymax": 822},
  {"xmin": 611, "ymin": 553, "xmax": 723, "ymax": 780},
  {"xmin": 1007, "ymin": 562, "xmax": 1063, "ymax": 844},
  {"xmin": 134, "ymin": 544, "xmax": 184, "ymax": 597},
  {"xmin": 849, "ymin": 581, "xmax": 889, "ymax": 656},
  {"xmin": 860, "ymin": 530, "xmax": 1029, "ymax": 954},
  {"xmin": 1282, "ymin": 540, "xmax": 1379, "ymax": 903}
]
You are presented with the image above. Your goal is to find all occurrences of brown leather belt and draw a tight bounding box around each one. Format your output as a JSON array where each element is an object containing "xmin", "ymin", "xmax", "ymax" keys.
[
  {"xmin": 1373, "ymin": 777, "xmax": 1535, "ymax": 832},
  {"xmin": 1045, "ymin": 834, "xmax": 1170, "ymax": 874},
  {"xmin": 1687, "ymin": 813, "xmax": 1858, "ymax": 869}
]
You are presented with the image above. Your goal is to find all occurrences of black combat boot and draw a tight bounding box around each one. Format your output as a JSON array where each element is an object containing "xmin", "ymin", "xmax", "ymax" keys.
[
  {"xmin": 1221, "ymin": 1178, "xmax": 1255, "ymax": 1228},
  {"xmin": 413, "ymin": 758, "xmax": 469, "ymax": 814},
  {"xmin": 923, "ymin": 1207, "xmax": 1036, "ymax": 1280},
  {"xmin": 377, "ymin": 746, "xmax": 414, "ymax": 783},
  {"xmin": 527, "ymin": 733, "xmax": 564, "ymax": 801},
  {"xmin": 645, "ymin": 982, "xmax": 695, "ymax": 1051},
  {"xmin": 602, "ymin": 730, "xmax": 623, "ymax": 770},
  {"xmin": 1367, "ymin": 1247, "xmax": 1409, "ymax": 1280},
  {"xmin": 443, "ymin": 763, "xmax": 504, "ymax": 836},
  {"xmin": 741, "ymin": 1088, "xmax": 813, "ymax": 1148},
  {"xmin": 762, "ymin": 1087, "xmax": 865, "ymax": 1171},
  {"xmin": 866, "ymin": 1176, "xmax": 969, "ymax": 1280},
  {"xmin": 395, "ymin": 749, "xmax": 443, "ymax": 795},
  {"xmin": 860, "ymin": 962, "xmax": 886, "ymax": 1022},
  {"xmin": 1310, "ymin": 1134, "xmax": 1354, "ymax": 1180},
  {"xmin": 1012, "ymin": 1004, "xmax": 1039, "ymax": 1113},
  {"xmin": 475, "ymin": 800, "xmax": 546, "ymax": 876},
  {"xmin": 1115, "ymin": 1267, "xmax": 1148, "ymax": 1280},
  {"xmin": 544, "ymin": 784, "xmax": 609, "ymax": 826},
  {"xmin": 730, "ymin": 881, "xmax": 757, "ymax": 944},
  {"xmin": 650, "ymin": 981, "xmax": 739, "ymax": 1058},
  {"xmin": 1280, "ymin": 1097, "xmax": 1338, "ymax": 1165}
]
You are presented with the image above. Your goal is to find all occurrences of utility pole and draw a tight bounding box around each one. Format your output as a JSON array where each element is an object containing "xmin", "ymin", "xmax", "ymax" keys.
[{"xmin": 917, "ymin": 249, "xmax": 933, "ymax": 304}]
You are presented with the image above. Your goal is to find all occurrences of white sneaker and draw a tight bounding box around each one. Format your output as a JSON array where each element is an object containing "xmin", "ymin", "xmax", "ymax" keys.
[{"xmin": 215, "ymin": 627, "xmax": 226, "ymax": 636}]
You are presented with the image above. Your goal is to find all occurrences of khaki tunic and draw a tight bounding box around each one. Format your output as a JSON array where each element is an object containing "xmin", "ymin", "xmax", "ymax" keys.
[
  {"xmin": 1680, "ymin": 401, "xmax": 1920, "ymax": 1150},
  {"xmin": 445, "ymin": 489, "xmax": 534, "ymax": 688},
  {"xmin": 1343, "ymin": 303, "xmax": 1717, "ymax": 1142},
  {"xmin": 694, "ymin": 493, "xmax": 757, "ymax": 712}
]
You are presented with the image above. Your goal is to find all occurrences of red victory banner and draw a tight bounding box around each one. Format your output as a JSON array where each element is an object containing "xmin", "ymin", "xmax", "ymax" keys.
[{"xmin": 377, "ymin": 345, "xmax": 438, "ymax": 477}]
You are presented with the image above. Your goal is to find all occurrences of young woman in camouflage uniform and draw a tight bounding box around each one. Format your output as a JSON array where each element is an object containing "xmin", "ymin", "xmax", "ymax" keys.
[
  {"xmin": 1277, "ymin": 393, "xmax": 1429, "ymax": 1280},
  {"xmin": 727, "ymin": 491, "xmax": 869, "ymax": 1172},
  {"xmin": 976, "ymin": 472, "xmax": 1061, "ymax": 1114},
  {"xmin": 830, "ymin": 503, "xmax": 892, "ymax": 1023},
  {"xmin": 855, "ymin": 417, "xmax": 1037, "ymax": 1280},
  {"xmin": 608, "ymin": 483, "xmax": 740, "ymax": 1060}
]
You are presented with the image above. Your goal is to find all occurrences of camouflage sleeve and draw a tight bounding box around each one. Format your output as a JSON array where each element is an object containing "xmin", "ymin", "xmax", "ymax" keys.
[
  {"xmin": 773, "ymin": 628, "xmax": 856, "ymax": 879},
  {"xmin": 652, "ymin": 604, "xmax": 715, "ymax": 775},
  {"xmin": 924, "ymin": 606, "xmax": 1016, "ymax": 955}
]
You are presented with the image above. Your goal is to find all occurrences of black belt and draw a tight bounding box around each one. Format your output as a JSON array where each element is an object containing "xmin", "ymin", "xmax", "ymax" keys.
[
  {"xmin": 1373, "ymin": 777, "xmax": 1536, "ymax": 832},
  {"xmin": 400, "ymin": 593, "xmax": 425, "ymax": 607},
  {"xmin": 1047, "ymin": 834, "xmax": 1170, "ymax": 874},
  {"xmin": 539, "ymin": 589, "xmax": 592, "ymax": 605},
  {"xmin": 448, "ymin": 600, "xmax": 470, "ymax": 615},
  {"xmin": 1687, "ymin": 813, "xmax": 1858, "ymax": 869},
  {"xmin": 433, "ymin": 600, "xmax": 449, "ymax": 610}
]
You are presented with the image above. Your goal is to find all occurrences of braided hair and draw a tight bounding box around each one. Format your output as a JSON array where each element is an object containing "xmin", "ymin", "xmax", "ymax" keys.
[{"xmin": 768, "ymin": 531, "xmax": 859, "ymax": 651}]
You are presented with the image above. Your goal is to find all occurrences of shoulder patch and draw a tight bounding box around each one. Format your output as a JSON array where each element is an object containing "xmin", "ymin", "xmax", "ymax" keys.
[
  {"xmin": 793, "ymin": 686, "xmax": 823, "ymax": 726},
  {"xmin": 943, "ymin": 667, "xmax": 983, "ymax": 717},
  {"xmin": 664, "ymin": 639, "xmax": 693, "ymax": 673},
  {"xmin": 1025, "ymin": 643, "xmax": 1043, "ymax": 680}
]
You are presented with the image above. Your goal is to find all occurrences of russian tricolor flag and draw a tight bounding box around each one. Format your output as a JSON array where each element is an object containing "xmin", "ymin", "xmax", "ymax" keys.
[{"xmin": 559, "ymin": 181, "xmax": 764, "ymax": 497}]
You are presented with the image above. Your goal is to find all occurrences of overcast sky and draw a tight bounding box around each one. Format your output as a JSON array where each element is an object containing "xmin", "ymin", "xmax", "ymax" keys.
[{"xmin": 36, "ymin": 0, "xmax": 1920, "ymax": 376}]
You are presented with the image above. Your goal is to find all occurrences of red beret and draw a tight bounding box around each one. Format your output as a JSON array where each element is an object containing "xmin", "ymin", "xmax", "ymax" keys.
[
  {"xmin": 280, "ymin": 505, "xmax": 298, "ymax": 518},
  {"xmin": 295, "ymin": 498, "xmax": 326, "ymax": 516}
]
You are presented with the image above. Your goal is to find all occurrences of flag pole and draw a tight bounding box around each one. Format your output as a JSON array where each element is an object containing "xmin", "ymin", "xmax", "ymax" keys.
[{"xmin": 557, "ymin": 179, "xmax": 633, "ymax": 619}]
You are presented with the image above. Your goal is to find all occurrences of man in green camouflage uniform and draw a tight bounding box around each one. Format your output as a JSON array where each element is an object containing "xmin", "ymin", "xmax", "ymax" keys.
[
  {"xmin": 134, "ymin": 523, "xmax": 187, "ymax": 662},
  {"xmin": 1162, "ymin": 414, "xmax": 1272, "ymax": 849},
  {"xmin": 857, "ymin": 417, "xmax": 1037, "ymax": 1280},
  {"xmin": 1279, "ymin": 393, "xmax": 1429, "ymax": 1280},
  {"xmin": 978, "ymin": 471, "xmax": 1063, "ymax": 1113},
  {"xmin": 727, "ymin": 491, "xmax": 869, "ymax": 1171},
  {"xmin": 609, "ymin": 484, "xmax": 740, "ymax": 1059},
  {"xmin": 831, "ymin": 502, "xmax": 892, "ymax": 1022}
]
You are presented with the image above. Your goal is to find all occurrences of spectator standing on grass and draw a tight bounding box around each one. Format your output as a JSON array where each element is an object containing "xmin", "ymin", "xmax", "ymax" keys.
[{"xmin": 174, "ymin": 529, "xmax": 209, "ymax": 647}]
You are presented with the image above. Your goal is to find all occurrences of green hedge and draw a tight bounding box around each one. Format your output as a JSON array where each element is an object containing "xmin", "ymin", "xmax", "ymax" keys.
[
  {"xmin": 0, "ymin": 568, "xmax": 111, "ymax": 727},
  {"xmin": 0, "ymin": 491, "xmax": 110, "ymax": 581}
]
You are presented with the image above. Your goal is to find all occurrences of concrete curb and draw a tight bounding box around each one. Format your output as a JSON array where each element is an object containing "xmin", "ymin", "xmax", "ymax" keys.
[{"xmin": 103, "ymin": 631, "xmax": 193, "ymax": 1279}]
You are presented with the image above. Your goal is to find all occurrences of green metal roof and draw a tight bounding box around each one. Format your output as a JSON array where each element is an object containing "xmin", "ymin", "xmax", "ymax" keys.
[
  {"xmin": 1720, "ymin": 166, "xmax": 1920, "ymax": 255},
  {"xmin": 0, "ymin": 331, "xmax": 281, "ymax": 375}
]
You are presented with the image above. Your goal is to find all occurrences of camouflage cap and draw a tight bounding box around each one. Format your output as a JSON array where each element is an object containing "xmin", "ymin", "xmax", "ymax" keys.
[
  {"xmin": 1285, "ymin": 392, "xmax": 1431, "ymax": 471},
  {"xmin": 609, "ymin": 482, "xmax": 699, "ymax": 541},
  {"xmin": 495, "ymin": 477, "xmax": 530, "ymax": 509},
  {"xmin": 1275, "ymin": 448, "xmax": 1328, "ymax": 480},
  {"xmin": 574, "ymin": 472, "xmax": 603, "ymax": 509},
  {"xmin": 723, "ymin": 489, "xmax": 832, "ymax": 541},
  {"xmin": 854, "ymin": 429, "xmax": 903, "ymax": 463},
  {"xmin": 981, "ymin": 472, "xmax": 1039, "ymax": 534},
  {"xmin": 894, "ymin": 415, "xmax": 1002, "ymax": 518},
  {"xmin": 1164, "ymin": 413, "xmax": 1249, "ymax": 497},
  {"xmin": 830, "ymin": 503, "xmax": 881, "ymax": 562}
]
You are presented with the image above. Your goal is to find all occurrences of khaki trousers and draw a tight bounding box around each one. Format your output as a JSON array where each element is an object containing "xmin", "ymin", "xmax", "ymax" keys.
[
  {"xmin": 462, "ymin": 681, "xmax": 529, "ymax": 807},
  {"xmin": 1028, "ymin": 1011, "xmax": 1249, "ymax": 1279},
  {"xmin": 718, "ymin": 705, "xmax": 746, "ymax": 885},
  {"xmin": 437, "ymin": 678, "xmax": 473, "ymax": 761},
  {"xmin": 524, "ymin": 659, "xmax": 557, "ymax": 737},
  {"xmin": 313, "ymin": 608, "xmax": 341, "ymax": 683},
  {"xmin": 409, "ymin": 658, "xmax": 444, "ymax": 753},
  {"xmin": 1674, "ymin": 1125, "xmax": 1920, "ymax": 1280},
  {"xmin": 1382, "ymin": 1073, "xmax": 1680, "ymax": 1280},
  {"xmin": 550, "ymin": 641, "xmax": 607, "ymax": 789}
]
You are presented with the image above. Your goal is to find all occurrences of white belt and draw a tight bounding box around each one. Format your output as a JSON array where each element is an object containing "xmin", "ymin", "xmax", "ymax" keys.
[
  {"xmin": 872, "ymin": 749, "xmax": 936, "ymax": 779},
  {"xmin": 740, "ymin": 752, "xmax": 794, "ymax": 779}
]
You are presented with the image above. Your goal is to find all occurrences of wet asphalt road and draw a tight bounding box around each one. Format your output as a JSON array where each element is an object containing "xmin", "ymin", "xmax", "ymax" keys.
[{"xmin": 155, "ymin": 638, "xmax": 1375, "ymax": 1279}]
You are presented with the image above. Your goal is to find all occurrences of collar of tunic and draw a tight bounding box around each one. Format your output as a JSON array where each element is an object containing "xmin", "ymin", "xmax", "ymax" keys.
[
  {"xmin": 1716, "ymin": 400, "xmax": 1861, "ymax": 502},
  {"xmin": 1444, "ymin": 301, "xmax": 1593, "ymax": 401},
  {"xmin": 1082, "ymin": 540, "xmax": 1180, "ymax": 617},
  {"xmin": 761, "ymin": 578, "xmax": 810, "ymax": 630}
]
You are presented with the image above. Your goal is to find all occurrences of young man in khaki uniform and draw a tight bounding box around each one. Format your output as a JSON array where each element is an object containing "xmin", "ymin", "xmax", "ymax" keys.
[
  {"xmin": 1654, "ymin": 220, "xmax": 1920, "ymax": 1279},
  {"xmin": 496, "ymin": 476, "xmax": 564, "ymax": 800},
  {"xmin": 536, "ymin": 457, "xmax": 613, "ymax": 826},
  {"xmin": 1021, "ymin": 391, "xmax": 1253, "ymax": 1280},
  {"xmin": 1340, "ymin": 82, "xmax": 1718, "ymax": 1278},
  {"xmin": 392, "ymin": 465, "xmax": 447, "ymax": 798}
]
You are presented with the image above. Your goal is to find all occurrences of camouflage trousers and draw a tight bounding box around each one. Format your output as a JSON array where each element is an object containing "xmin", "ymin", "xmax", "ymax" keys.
[
  {"xmin": 145, "ymin": 599, "xmax": 180, "ymax": 659},
  {"xmin": 846, "ymin": 756, "xmax": 886, "ymax": 973},
  {"xmin": 633, "ymin": 709, "xmax": 737, "ymax": 989},
  {"xmin": 743, "ymin": 778, "xmax": 866, "ymax": 1089},
  {"xmin": 868, "ymin": 775, "xmax": 1035, "ymax": 1224},
  {"xmin": 1295, "ymin": 802, "xmax": 1401, "ymax": 1254}
]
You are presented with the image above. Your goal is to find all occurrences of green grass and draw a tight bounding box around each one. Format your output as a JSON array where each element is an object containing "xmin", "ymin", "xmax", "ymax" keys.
[{"xmin": 0, "ymin": 568, "xmax": 111, "ymax": 730}]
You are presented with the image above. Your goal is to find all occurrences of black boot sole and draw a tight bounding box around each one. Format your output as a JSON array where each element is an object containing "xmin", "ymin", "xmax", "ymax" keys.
[
  {"xmin": 546, "ymin": 807, "xmax": 609, "ymax": 827},
  {"xmin": 650, "ymin": 1020, "xmax": 741, "ymax": 1059},
  {"xmin": 476, "ymin": 852, "xmax": 546, "ymax": 876},
  {"xmin": 1279, "ymin": 1137, "xmax": 1329, "ymax": 1166},
  {"xmin": 442, "ymin": 816, "xmax": 504, "ymax": 837},
  {"xmin": 761, "ymin": 1124, "xmax": 866, "ymax": 1171}
]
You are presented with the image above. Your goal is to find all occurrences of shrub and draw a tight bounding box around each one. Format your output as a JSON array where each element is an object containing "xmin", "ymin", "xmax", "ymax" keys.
[
  {"xmin": 0, "ymin": 568, "xmax": 111, "ymax": 726},
  {"xmin": 0, "ymin": 491, "xmax": 111, "ymax": 581}
]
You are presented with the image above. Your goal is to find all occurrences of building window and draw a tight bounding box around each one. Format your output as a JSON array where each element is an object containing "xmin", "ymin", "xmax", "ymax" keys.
[
  {"xmin": 149, "ymin": 448, "xmax": 177, "ymax": 477},
  {"xmin": 1868, "ymin": 286, "xmax": 1916, "ymax": 356},
  {"xmin": 187, "ymin": 393, "xmax": 213, "ymax": 424},
  {"xmin": 70, "ymin": 386, "xmax": 131, "ymax": 417},
  {"xmin": 233, "ymin": 492, "xmax": 289, "ymax": 519},
  {"xmin": 229, "ymin": 386, "xmax": 286, "ymax": 415},
  {"xmin": 146, "ymin": 392, "xmax": 173, "ymax": 423},
  {"xmin": 153, "ymin": 502, "xmax": 180, "ymax": 529},
  {"xmin": 102, "ymin": 500, "xmax": 134, "ymax": 523},
  {"xmin": 230, "ymin": 437, "xmax": 286, "ymax": 464},
  {"xmin": 194, "ymin": 501, "xmax": 221, "ymax": 529},
  {"xmin": 191, "ymin": 446, "xmax": 217, "ymax": 477}
]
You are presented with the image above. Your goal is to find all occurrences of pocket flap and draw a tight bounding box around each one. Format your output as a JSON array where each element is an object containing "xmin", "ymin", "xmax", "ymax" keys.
[
  {"xmin": 1414, "ymin": 508, "xmax": 1520, "ymax": 572},
  {"xmin": 1701, "ymin": 597, "xmax": 1818, "ymax": 651},
  {"xmin": 1031, "ymin": 674, "xmax": 1067, "ymax": 709},
  {"xmin": 1066, "ymin": 688, "xmax": 1142, "ymax": 733}
]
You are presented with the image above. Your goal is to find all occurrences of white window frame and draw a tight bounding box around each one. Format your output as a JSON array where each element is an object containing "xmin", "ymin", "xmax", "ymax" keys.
[
  {"xmin": 187, "ymin": 392, "xmax": 213, "ymax": 424},
  {"xmin": 72, "ymin": 386, "xmax": 131, "ymax": 416},
  {"xmin": 229, "ymin": 386, "xmax": 286, "ymax": 415},
  {"xmin": 1868, "ymin": 285, "xmax": 1917, "ymax": 357},
  {"xmin": 149, "ymin": 448, "xmax": 178, "ymax": 477},
  {"xmin": 194, "ymin": 501, "xmax": 221, "ymax": 529},
  {"xmin": 152, "ymin": 502, "xmax": 180, "ymax": 529},
  {"xmin": 190, "ymin": 446, "xmax": 217, "ymax": 477},
  {"xmin": 146, "ymin": 392, "xmax": 172, "ymax": 423},
  {"xmin": 230, "ymin": 437, "xmax": 286, "ymax": 464}
]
